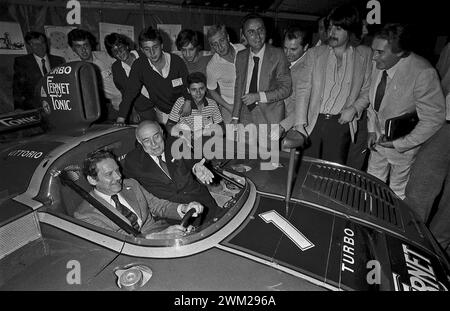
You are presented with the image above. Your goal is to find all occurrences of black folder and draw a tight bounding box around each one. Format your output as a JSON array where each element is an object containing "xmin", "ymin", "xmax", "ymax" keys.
[{"xmin": 385, "ymin": 111, "xmax": 419, "ymax": 141}]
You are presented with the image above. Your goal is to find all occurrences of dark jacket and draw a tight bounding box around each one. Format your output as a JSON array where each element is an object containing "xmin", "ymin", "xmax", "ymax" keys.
[
  {"xmin": 13, "ymin": 53, "xmax": 65, "ymax": 110},
  {"xmin": 123, "ymin": 136, "xmax": 218, "ymax": 219}
]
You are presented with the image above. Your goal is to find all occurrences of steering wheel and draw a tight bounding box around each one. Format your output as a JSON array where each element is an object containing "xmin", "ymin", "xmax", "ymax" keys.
[{"xmin": 180, "ymin": 208, "xmax": 196, "ymax": 228}]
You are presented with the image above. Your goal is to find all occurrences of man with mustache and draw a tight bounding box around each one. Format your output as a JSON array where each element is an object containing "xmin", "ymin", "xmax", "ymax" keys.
[{"xmin": 293, "ymin": 5, "xmax": 373, "ymax": 165}]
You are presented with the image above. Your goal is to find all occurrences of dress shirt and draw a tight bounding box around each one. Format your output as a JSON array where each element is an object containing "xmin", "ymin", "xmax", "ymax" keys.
[
  {"xmin": 370, "ymin": 57, "xmax": 405, "ymax": 106},
  {"xmin": 149, "ymin": 153, "xmax": 171, "ymax": 179},
  {"xmin": 94, "ymin": 189, "xmax": 142, "ymax": 227},
  {"xmin": 147, "ymin": 52, "xmax": 171, "ymax": 78},
  {"xmin": 245, "ymin": 44, "xmax": 268, "ymax": 104},
  {"xmin": 33, "ymin": 54, "xmax": 50, "ymax": 76},
  {"xmin": 320, "ymin": 46, "xmax": 354, "ymax": 114}
]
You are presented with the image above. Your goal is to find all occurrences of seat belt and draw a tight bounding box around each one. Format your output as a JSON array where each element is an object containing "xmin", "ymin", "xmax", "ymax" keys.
[{"xmin": 59, "ymin": 170, "xmax": 141, "ymax": 237}]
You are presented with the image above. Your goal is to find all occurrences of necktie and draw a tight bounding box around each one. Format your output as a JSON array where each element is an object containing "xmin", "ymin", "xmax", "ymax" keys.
[
  {"xmin": 374, "ymin": 70, "xmax": 388, "ymax": 112},
  {"xmin": 111, "ymin": 194, "xmax": 140, "ymax": 231},
  {"xmin": 247, "ymin": 56, "xmax": 259, "ymax": 112},
  {"xmin": 157, "ymin": 155, "xmax": 170, "ymax": 178},
  {"xmin": 41, "ymin": 58, "xmax": 48, "ymax": 75}
]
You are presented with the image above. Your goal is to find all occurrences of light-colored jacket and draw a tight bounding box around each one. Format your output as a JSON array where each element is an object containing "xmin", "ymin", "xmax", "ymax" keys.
[
  {"xmin": 74, "ymin": 178, "xmax": 181, "ymax": 235},
  {"xmin": 367, "ymin": 53, "xmax": 446, "ymax": 153},
  {"xmin": 280, "ymin": 56, "xmax": 307, "ymax": 131},
  {"xmin": 294, "ymin": 44, "xmax": 373, "ymax": 141}
]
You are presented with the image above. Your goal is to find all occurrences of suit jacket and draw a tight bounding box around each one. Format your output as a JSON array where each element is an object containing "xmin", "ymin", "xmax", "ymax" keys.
[
  {"xmin": 123, "ymin": 136, "xmax": 218, "ymax": 209},
  {"xmin": 232, "ymin": 44, "xmax": 291, "ymax": 125},
  {"xmin": 74, "ymin": 178, "xmax": 181, "ymax": 235},
  {"xmin": 367, "ymin": 53, "xmax": 446, "ymax": 153},
  {"xmin": 294, "ymin": 45, "xmax": 373, "ymax": 141},
  {"xmin": 111, "ymin": 57, "xmax": 154, "ymax": 113},
  {"xmin": 280, "ymin": 56, "xmax": 307, "ymax": 131},
  {"xmin": 13, "ymin": 53, "xmax": 65, "ymax": 110}
]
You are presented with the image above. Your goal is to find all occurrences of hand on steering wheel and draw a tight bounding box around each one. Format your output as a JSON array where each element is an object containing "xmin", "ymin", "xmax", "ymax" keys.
[
  {"xmin": 180, "ymin": 201, "xmax": 204, "ymax": 227},
  {"xmin": 180, "ymin": 208, "xmax": 196, "ymax": 228}
]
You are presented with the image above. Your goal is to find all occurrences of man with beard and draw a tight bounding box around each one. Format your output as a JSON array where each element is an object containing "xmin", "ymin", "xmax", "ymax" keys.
[{"xmin": 293, "ymin": 5, "xmax": 372, "ymax": 165}]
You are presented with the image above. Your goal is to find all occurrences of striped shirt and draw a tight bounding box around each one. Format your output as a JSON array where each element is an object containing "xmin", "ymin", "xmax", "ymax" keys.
[
  {"xmin": 320, "ymin": 46, "xmax": 354, "ymax": 114},
  {"xmin": 169, "ymin": 97, "xmax": 223, "ymax": 131}
]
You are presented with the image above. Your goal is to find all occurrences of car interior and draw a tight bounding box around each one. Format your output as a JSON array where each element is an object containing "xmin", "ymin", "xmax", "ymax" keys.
[{"xmin": 36, "ymin": 128, "xmax": 246, "ymax": 240}]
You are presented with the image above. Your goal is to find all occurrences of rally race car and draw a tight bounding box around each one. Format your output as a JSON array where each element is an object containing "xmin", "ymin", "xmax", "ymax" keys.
[{"xmin": 0, "ymin": 62, "xmax": 448, "ymax": 291}]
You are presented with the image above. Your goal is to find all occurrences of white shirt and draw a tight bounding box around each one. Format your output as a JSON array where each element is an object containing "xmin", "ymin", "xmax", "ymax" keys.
[
  {"xmin": 149, "ymin": 153, "xmax": 171, "ymax": 179},
  {"xmin": 33, "ymin": 54, "xmax": 50, "ymax": 76},
  {"xmin": 121, "ymin": 50, "xmax": 150, "ymax": 98},
  {"xmin": 206, "ymin": 43, "xmax": 246, "ymax": 105},
  {"xmin": 148, "ymin": 52, "xmax": 171, "ymax": 78},
  {"xmin": 94, "ymin": 189, "xmax": 142, "ymax": 227},
  {"xmin": 371, "ymin": 57, "xmax": 406, "ymax": 106},
  {"xmin": 245, "ymin": 44, "xmax": 268, "ymax": 103},
  {"xmin": 320, "ymin": 46, "xmax": 354, "ymax": 114}
]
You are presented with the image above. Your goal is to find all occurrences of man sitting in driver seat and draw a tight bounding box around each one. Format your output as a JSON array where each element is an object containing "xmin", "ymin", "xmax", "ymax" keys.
[{"xmin": 74, "ymin": 149, "xmax": 203, "ymax": 238}]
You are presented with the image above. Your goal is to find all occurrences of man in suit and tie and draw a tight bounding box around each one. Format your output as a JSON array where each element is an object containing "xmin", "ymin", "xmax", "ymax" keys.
[
  {"xmin": 13, "ymin": 31, "xmax": 65, "ymax": 110},
  {"xmin": 123, "ymin": 121, "xmax": 219, "ymax": 223},
  {"xmin": 74, "ymin": 149, "xmax": 203, "ymax": 238},
  {"xmin": 367, "ymin": 23, "xmax": 446, "ymax": 199},
  {"xmin": 293, "ymin": 4, "xmax": 373, "ymax": 165},
  {"xmin": 231, "ymin": 13, "xmax": 292, "ymax": 142}
]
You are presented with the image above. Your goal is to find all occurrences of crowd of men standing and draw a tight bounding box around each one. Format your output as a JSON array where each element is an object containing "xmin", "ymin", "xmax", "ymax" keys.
[{"xmin": 11, "ymin": 4, "xmax": 450, "ymax": 255}]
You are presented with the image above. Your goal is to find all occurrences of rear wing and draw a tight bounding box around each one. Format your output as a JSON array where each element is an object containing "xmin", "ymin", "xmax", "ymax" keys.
[{"xmin": 0, "ymin": 109, "xmax": 42, "ymax": 134}]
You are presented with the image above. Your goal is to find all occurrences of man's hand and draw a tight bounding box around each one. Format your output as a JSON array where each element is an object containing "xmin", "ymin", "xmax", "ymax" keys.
[
  {"xmin": 241, "ymin": 93, "xmax": 260, "ymax": 106},
  {"xmin": 377, "ymin": 135, "xmax": 395, "ymax": 148},
  {"xmin": 179, "ymin": 99, "xmax": 192, "ymax": 117},
  {"xmin": 115, "ymin": 117, "xmax": 127, "ymax": 126},
  {"xmin": 193, "ymin": 158, "xmax": 214, "ymax": 184},
  {"xmin": 338, "ymin": 107, "xmax": 357, "ymax": 124},
  {"xmin": 182, "ymin": 201, "xmax": 204, "ymax": 217},
  {"xmin": 367, "ymin": 132, "xmax": 378, "ymax": 150}
]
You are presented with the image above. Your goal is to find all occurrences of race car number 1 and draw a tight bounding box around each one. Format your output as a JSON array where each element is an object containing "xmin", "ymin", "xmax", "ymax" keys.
[{"xmin": 259, "ymin": 210, "xmax": 315, "ymax": 251}]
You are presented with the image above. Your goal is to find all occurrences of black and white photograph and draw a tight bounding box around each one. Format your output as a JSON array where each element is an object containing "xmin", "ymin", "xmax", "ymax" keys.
[{"xmin": 0, "ymin": 0, "xmax": 449, "ymax": 300}]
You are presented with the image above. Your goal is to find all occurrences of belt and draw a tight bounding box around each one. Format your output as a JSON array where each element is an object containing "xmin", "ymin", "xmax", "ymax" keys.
[{"xmin": 319, "ymin": 113, "xmax": 339, "ymax": 120}]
